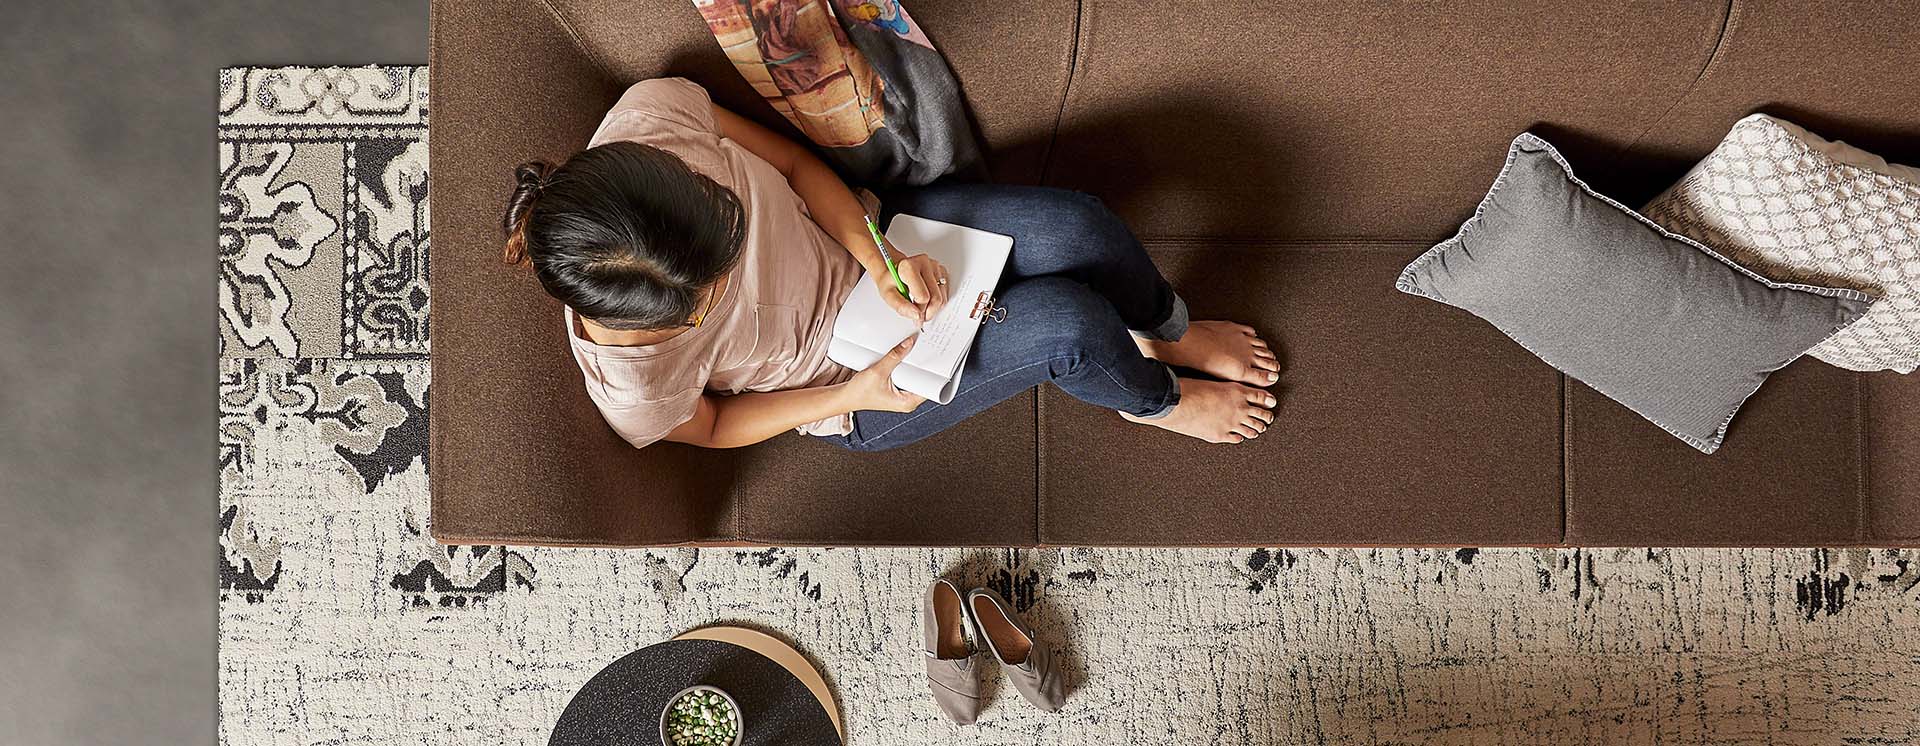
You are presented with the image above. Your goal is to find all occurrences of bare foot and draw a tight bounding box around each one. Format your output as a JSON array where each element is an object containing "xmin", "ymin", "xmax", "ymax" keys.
[
  {"xmin": 1120, "ymin": 377, "xmax": 1277, "ymax": 444},
  {"xmin": 1136, "ymin": 320, "xmax": 1280, "ymax": 387}
]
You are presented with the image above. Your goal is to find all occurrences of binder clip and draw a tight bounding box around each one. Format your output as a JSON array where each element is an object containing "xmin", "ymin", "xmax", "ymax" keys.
[{"xmin": 970, "ymin": 291, "xmax": 1007, "ymax": 324}]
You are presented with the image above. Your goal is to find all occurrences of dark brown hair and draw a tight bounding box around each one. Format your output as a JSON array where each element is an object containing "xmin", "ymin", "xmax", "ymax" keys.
[{"xmin": 503, "ymin": 142, "xmax": 748, "ymax": 330}]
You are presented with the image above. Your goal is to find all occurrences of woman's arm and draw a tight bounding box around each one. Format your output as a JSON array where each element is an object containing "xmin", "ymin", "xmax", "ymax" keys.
[
  {"xmin": 664, "ymin": 384, "xmax": 857, "ymax": 449},
  {"xmin": 710, "ymin": 105, "xmax": 949, "ymax": 322},
  {"xmin": 664, "ymin": 337, "xmax": 924, "ymax": 448}
]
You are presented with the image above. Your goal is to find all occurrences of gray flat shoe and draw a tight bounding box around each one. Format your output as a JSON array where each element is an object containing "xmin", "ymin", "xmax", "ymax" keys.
[
  {"xmin": 966, "ymin": 587, "xmax": 1066, "ymax": 713},
  {"xmin": 924, "ymin": 579, "xmax": 983, "ymax": 724}
]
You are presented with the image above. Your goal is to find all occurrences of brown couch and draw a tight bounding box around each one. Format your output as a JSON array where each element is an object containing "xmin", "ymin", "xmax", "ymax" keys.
[{"xmin": 430, "ymin": 0, "xmax": 1920, "ymax": 548}]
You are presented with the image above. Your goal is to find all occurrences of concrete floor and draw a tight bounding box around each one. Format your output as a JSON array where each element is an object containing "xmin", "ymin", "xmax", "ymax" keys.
[
  {"xmin": 0, "ymin": 4, "xmax": 424, "ymax": 744},
  {"xmin": 11, "ymin": 5, "xmax": 1916, "ymax": 745}
]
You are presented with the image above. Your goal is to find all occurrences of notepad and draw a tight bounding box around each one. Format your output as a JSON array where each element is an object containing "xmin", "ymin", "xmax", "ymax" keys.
[{"xmin": 826, "ymin": 214, "xmax": 1013, "ymax": 404}]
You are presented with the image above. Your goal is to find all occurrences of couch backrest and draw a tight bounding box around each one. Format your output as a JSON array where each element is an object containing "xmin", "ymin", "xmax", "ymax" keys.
[
  {"xmin": 1047, "ymin": 3, "xmax": 1731, "ymax": 240},
  {"xmin": 460, "ymin": 0, "xmax": 1920, "ymax": 240},
  {"xmin": 1044, "ymin": 2, "xmax": 1920, "ymax": 241}
]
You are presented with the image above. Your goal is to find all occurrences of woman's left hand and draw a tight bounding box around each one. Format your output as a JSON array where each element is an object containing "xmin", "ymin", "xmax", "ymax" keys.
[{"xmin": 878, "ymin": 252, "xmax": 951, "ymax": 324}]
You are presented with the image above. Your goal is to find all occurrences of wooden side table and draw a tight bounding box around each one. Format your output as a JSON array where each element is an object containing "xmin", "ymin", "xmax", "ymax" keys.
[{"xmin": 549, "ymin": 626, "xmax": 842, "ymax": 746}]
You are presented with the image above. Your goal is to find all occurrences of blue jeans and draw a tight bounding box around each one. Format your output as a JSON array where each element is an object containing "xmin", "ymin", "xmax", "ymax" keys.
[{"xmin": 829, "ymin": 184, "xmax": 1188, "ymax": 452}]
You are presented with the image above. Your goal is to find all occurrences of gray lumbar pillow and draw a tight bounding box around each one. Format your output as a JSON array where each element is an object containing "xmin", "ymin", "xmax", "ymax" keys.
[{"xmin": 1397, "ymin": 133, "xmax": 1874, "ymax": 454}]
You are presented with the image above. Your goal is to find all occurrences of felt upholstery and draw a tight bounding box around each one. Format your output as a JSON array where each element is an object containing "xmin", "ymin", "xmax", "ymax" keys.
[
  {"xmin": 1868, "ymin": 374, "xmax": 1920, "ymax": 543},
  {"xmin": 431, "ymin": 0, "xmax": 1920, "ymax": 547},
  {"xmin": 1564, "ymin": 365, "xmax": 1867, "ymax": 546},
  {"xmin": 1038, "ymin": 243, "xmax": 1565, "ymax": 546}
]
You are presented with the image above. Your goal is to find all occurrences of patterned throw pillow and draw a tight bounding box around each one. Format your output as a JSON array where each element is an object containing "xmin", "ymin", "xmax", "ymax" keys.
[{"xmin": 1644, "ymin": 114, "xmax": 1920, "ymax": 373}]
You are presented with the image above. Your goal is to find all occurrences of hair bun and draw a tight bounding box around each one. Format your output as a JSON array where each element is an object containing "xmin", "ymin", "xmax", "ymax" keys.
[
  {"xmin": 502, "ymin": 160, "xmax": 557, "ymax": 264},
  {"xmin": 515, "ymin": 161, "xmax": 556, "ymax": 193}
]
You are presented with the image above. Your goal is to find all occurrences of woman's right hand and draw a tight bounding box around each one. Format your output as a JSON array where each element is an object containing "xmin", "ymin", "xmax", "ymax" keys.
[
  {"xmin": 876, "ymin": 251, "xmax": 950, "ymax": 324},
  {"xmin": 846, "ymin": 336, "xmax": 927, "ymax": 413}
]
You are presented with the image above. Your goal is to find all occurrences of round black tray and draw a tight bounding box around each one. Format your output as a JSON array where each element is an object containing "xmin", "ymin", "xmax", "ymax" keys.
[{"xmin": 549, "ymin": 637, "xmax": 840, "ymax": 746}]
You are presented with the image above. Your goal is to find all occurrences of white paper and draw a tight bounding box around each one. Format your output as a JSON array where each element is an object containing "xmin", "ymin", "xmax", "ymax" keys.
[{"xmin": 826, "ymin": 214, "xmax": 1013, "ymax": 404}]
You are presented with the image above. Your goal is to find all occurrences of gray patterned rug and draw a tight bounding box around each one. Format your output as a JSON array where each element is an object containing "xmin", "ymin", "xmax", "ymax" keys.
[{"xmin": 216, "ymin": 66, "xmax": 1920, "ymax": 745}]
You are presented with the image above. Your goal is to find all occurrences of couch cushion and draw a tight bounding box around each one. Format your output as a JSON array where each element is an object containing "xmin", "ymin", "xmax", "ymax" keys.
[
  {"xmin": 733, "ymin": 394, "xmax": 1038, "ymax": 546},
  {"xmin": 1038, "ymin": 242, "xmax": 1564, "ymax": 546},
  {"xmin": 1043, "ymin": 1, "xmax": 1731, "ymax": 240},
  {"xmin": 1866, "ymin": 374, "xmax": 1920, "ymax": 544},
  {"xmin": 1564, "ymin": 362, "xmax": 1865, "ymax": 546},
  {"xmin": 433, "ymin": 0, "xmax": 751, "ymax": 546}
]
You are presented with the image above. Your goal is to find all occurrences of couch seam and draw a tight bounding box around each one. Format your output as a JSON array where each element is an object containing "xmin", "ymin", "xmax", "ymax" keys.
[
  {"xmin": 734, "ymin": 469, "xmax": 746, "ymax": 544},
  {"xmin": 1034, "ymin": 388, "xmax": 1044, "ymax": 545},
  {"xmin": 1856, "ymin": 372, "xmax": 1870, "ymax": 543},
  {"xmin": 1620, "ymin": 0, "xmax": 1740, "ymax": 153},
  {"xmin": 732, "ymin": 439, "xmax": 746, "ymax": 541},
  {"xmin": 1561, "ymin": 373, "xmax": 1571, "ymax": 545},
  {"xmin": 1143, "ymin": 237, "xmax": 1431, "ymax": 251},
  {"xmin": 441, "ymin": 537, "xmax": 1888, "ymax": 549},
  {"xmin": 532, "ymin": 0, "xmax": 615, "ymax": 82},
  {"xmin": 1037, "ymin": 0, "xmax": 1085, "ymax": 186}
]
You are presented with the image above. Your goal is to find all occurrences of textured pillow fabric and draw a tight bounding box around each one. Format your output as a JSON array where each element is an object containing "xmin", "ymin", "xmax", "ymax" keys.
[
  {"xmin": 1643, "ymin": 114, "xmax": 1920, "ymax": 373},
  {"xmin": 1397, "ymin": 133, "xmax": 1874, "ymax": 454}
]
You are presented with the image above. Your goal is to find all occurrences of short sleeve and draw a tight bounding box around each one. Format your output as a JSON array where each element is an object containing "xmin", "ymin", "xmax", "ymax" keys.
[
  {"xmin": 569, "ymin": 330, "xmax": 707, "ymax": 448},
  {"xmin": 588, "ymin": 77, "xmax": 721, "ymax": 148},
  {"xmin": 595, "ymin": 387, "xmax": 703, "ymax": 450}
]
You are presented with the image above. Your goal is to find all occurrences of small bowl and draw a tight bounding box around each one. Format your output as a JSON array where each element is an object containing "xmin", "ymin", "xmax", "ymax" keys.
[{"xmin": 659, "ymin": 685, "xmax": 742, "ymax": 746}]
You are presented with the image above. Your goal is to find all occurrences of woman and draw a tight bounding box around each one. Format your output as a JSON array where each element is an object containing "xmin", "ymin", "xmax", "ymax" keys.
[{"xmin": 503, "ymin": 78, "xmax": 1279, "ymax": 452}]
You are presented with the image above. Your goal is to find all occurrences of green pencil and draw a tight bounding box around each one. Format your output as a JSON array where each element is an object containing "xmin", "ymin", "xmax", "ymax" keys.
[{"xmin": 865, "ymin": 214, "xmax": 911, "ymax": 298}]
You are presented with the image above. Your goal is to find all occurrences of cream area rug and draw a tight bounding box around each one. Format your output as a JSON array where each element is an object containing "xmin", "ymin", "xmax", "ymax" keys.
[{"xmin": 216, "ymin": 66, "xmax": 1920, "ymax": 745}]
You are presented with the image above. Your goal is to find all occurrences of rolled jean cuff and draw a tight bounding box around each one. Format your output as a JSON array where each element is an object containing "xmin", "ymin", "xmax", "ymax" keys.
[
  {"xmin": 1132, "ymin": 294, "xmax": 1190, "ymax": 342},
  {"xmin": 1126, "ymin": 366, "xmax": 1183, "ymax": 420}
]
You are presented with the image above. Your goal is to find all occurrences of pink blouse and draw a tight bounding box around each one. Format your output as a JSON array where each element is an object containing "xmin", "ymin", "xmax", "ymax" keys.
[{"xmin": 566, "ymin": 78, "xmax": 861, "ymax": 447}]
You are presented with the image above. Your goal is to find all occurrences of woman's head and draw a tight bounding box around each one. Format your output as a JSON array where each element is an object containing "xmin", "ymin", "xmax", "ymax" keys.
[{"xmin": 503, "ymin": 142, "xmax": 747, "ymax": 330}]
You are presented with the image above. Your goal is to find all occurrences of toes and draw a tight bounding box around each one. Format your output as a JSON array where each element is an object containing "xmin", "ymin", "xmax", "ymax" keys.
[
  {"xmin": 1232, "ymin": 363, "xmax": 1279, "ymax": 388},
  {"xmin": 1223, "ymin": 432, "xmax": 1246, "ymax": 444},
  {"xmin": 1253, "ymin": 348, "xmax": 1279, "ymax": 364},
  {"xmin": 1249, "ymin": 407, "xmax": 1275, "ymax": 425},
  {"xmin": 1244, "ymin": 389, "xmax": 1278, "ymax": 408},
  {"xmin": 1230, "ymin": 423, "xmax": 1261, "ymax": 441},
  {"xmin": 1249, "ymin": 336, "xmax": 1270, "ymax": 349}
]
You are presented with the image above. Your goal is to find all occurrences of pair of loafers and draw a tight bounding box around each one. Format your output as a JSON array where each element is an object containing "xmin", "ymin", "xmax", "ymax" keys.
[{"xmin": 922, "ymin": 579, "xmax": 1066, "ymax": 724}]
